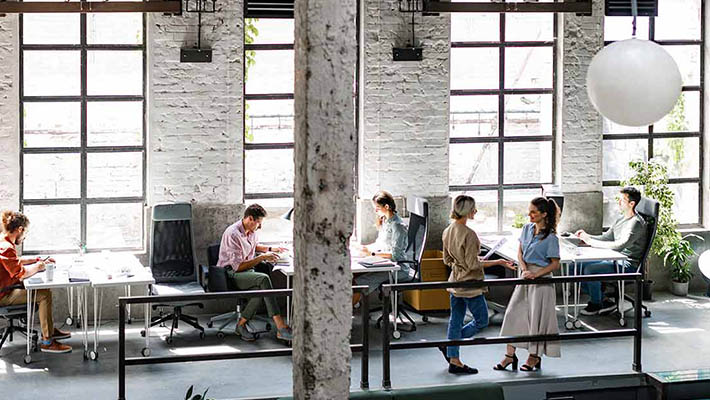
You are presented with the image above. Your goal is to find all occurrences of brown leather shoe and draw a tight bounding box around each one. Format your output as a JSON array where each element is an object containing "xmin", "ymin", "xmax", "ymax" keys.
[
  {"xmin": 39, "ymin": 340, "xmax": 72, "ymax": 354},
  {"xmin": 52, "ymin": 328, "xmax": 71, "ymax": 340}
]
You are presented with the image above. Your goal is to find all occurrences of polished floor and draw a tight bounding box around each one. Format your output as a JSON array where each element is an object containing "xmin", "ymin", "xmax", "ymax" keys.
[{"xmin": 0, "ymin": 291, "xmax": 708, "ymax": 400}]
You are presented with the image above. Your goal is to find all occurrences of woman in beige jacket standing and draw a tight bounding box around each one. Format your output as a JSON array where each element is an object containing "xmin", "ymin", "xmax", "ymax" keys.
[{"xmin": 439, "ymin": 195, "xmax": 514, "ymax": 374}]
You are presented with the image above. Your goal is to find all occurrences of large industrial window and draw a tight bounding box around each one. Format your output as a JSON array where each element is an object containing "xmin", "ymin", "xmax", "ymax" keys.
[
  {"xmin": 20, "ymin": 13, "xmax": 146, "ymax": 253},
  {"xmin": 449, "ymin": 12, "xmax": 557, "ymax": 233},
  {"xmin": 602, "ymin": 0, "xmax": 704, "ymax": 227}
]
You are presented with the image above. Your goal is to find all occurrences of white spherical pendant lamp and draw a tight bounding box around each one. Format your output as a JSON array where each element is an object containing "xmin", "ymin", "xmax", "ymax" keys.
[{"xmin": 586, "ymin": 38, "xmax": 682, "ymax": 127}]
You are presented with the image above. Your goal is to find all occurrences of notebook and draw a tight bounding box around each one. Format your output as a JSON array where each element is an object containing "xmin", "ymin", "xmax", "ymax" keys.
[{"xmin": 357, "ymin": 256, "xmax": 393, "ymax": 267}]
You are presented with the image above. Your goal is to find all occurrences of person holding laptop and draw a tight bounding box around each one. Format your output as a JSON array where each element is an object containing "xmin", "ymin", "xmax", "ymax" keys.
[
  {"xmin": 0, "ymin": 210, "xmax": 72, "ymax": 353},
  {"xmin": 574, "ymin": 186, "xmax": 648, "ymax": 316}
]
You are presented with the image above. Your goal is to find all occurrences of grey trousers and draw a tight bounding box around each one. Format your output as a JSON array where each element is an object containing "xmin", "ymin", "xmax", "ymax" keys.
[{"xmin": 226, "ymin": 267, "xmax": 281, "ymax": 321}]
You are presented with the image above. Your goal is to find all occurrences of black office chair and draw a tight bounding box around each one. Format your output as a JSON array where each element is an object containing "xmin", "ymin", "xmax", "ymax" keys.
[
  {"xmin": 0, "ymin": 284, "xmax": 38, "ymax": 353},
  {"xmin": 142, "ymin": 203, "xmax": 206, "ymax": 344},
  {"xmin": 376, "ymin": 196, "xmax": 428, "ymax": 336},
  {"xmin": 610, "ymin": 196, "xmax": 658, "ymax": 323}
]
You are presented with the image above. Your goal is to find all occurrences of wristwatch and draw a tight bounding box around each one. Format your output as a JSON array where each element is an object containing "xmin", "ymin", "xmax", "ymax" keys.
[
  {"xmin": 268, "ymin": 246, "xmax": 272, "ymax": 252},
  {"xmin": 371, "ymin": 252, "xmax": 376, "ymax": 256}
]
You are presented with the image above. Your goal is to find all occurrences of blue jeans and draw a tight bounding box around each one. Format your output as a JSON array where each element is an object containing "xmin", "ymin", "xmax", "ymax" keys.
[
  {"xmin": 575, "ymin": 260, "xmax": 634, "ymax": 305},
  {"xmin": 446, "ymin": 294, "xmax": 489, "ymax": 359}
]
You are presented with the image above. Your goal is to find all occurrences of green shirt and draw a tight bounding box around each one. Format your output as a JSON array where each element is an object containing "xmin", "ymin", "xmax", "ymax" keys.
[{"xmin": 587, "ymin": 213, "xmax": 648, "ymax": 268}]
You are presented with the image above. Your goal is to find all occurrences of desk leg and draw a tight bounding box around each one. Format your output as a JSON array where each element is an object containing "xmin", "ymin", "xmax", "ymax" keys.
[
  {"xmin": 24, "ymin": 289, "xmax": 34, "ymax": 364},
  {"xmin": 392, "ymin": 271, "xmax": 398, "ymax": 337},
  {"xmin": 90, "ymin": 288, "xmax": 103, "ymax": 360},
  {"xmin": 286, "ymin": 275, "xmax": 291, "ymax": 325},
  {"xmin": 82, "ymin": 287, "xmax": 89, "ymax": 358},
  {"xmin": 563, "ymin": 263, "xmax": 569, "ymax": 328},
  {"xmin": 144, "ymin": 285, "xmax": 150, "ymax": 355},
  {"xmin": 126, "ymin": 286, "xmax": 131, "ymax": 324},
  {"xmin": 617, "ymin": 261, "xmax": 625, "ymax": 326}
]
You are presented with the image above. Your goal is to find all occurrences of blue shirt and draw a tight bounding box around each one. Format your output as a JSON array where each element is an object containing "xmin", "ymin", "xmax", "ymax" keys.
[
  {"xmin": 518, "ymin": 223, "xmax": 560, "ymax": 267},
  {"xmin": 369, "ymin": 214, "xmax": 408, "ymax": 264}
]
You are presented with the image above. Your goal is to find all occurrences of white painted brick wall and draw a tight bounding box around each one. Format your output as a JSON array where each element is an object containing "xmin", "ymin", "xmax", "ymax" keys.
[
  {"xmin": 558, "ymin": 0, "xmax": 604, "ymax": 193},
  {"xmin": 0, "ymin": 17, "xmax": 19, "ymax": 211},
  {"xmin": 148, "ymin": 3, "xmax": 243, "ymax": 205},
  {"xmin": 360, "ymin": 0, "xmax": 450, "ymax": 198}
]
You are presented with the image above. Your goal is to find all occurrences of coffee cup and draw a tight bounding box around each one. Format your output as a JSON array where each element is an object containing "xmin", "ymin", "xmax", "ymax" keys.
[{"xmin": 45, "ymin": 262, "xmax": 55, "ymax": 281}]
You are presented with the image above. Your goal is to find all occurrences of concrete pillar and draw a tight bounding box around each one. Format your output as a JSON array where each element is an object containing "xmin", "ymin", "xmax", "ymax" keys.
[
  {"xmin": 0, "ymin": 16, "xmax": 20, "ymax": 211},
  {"xmin": 556, "ymin": 0, "xmax": 605, "ymax": 233},
  {"xmin": 292, "ymin": 1, "xmax": 357, "ymax": 399}
]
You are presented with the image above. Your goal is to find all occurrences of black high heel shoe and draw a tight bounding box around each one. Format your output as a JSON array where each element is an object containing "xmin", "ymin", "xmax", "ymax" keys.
[
  {"xmin": 520, "ymin": 355, "xmax": 541, "ymax": 371},
  {"xmin": 493, "ymin": 353, "xmax": 518, "ymax": 371}
]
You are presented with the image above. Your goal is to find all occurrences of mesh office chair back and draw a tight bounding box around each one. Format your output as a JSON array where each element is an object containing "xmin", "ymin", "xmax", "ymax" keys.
[
  {"xmin": 635, "ymin": 197, "xmax": 660, "ymax": 276},
  {"xmin": 150, "ymin": 203, "xmax": 198, "ymax": 284},
  {"xmin": 403, "ymin": 196, "xmax": 428, "ymax": 281}
]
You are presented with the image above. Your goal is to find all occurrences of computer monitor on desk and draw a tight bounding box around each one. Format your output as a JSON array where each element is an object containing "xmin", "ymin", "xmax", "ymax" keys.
[{"xmin": 542, "ymin": 184, "xmax": 564, "ymax": 215}]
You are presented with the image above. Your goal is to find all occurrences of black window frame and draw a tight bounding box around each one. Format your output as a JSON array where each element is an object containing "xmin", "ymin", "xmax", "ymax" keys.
[
  {"xmin": 449, "ymin": 13, "xmax": 558, "ymax": 233},
  {"xmin": 19, "ymin": 13, "xmax": 148, "ymax": 254},
  {"xmin": 602, "ymin": 4, "xmax": 705, "ymax": 228}
]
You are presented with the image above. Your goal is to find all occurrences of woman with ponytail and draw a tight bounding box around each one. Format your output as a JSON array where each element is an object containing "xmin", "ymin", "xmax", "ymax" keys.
[{"xmin": 494, "ymin": 197, "xmax": 561, "ymax": 372}]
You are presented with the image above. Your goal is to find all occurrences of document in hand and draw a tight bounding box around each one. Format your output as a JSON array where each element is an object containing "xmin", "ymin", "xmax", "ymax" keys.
[
  {"xmin": 357, "ymin": 256, "xmax": 393, "ymax": 267},
  {"xmin": 481, "ymin": 237, "xmax": 507, "ymax": 260}
]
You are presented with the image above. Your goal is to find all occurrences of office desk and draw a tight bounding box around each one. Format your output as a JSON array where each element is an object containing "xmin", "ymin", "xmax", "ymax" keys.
[
  {"xmin": 480, "ymin": 235, "xmax": 628, "ymax": 329},
  {"xmin": 23, "ymin": 269, "xmax": 90, "ymax": 364},
  {"xmin": 274, "ymin": 258, "xmax": 402, "ymax": 337}
]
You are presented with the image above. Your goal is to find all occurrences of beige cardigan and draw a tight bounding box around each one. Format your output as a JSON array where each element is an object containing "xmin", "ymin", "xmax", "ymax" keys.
[{"xmin": 442, "ymin": 222, "xmax": 486, "ymax": 298}]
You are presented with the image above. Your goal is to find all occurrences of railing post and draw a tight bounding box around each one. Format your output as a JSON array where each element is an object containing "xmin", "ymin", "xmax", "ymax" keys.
[
  {"xmin": 360, "ymin": 289, "xmax": 369, "ymax": 390},
  {"xmin": 633, "ymin": 276, "xmax": 642, "ymax": 372},
  {"xmin": 118, "ymin": 299, "xmax": 126, "ymax": 400},
  {"xmin": 381, "ymin": 286, "xmax": 392, "ymax": 390}
]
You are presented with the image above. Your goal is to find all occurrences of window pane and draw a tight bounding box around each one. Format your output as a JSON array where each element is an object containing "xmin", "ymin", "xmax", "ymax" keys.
[
  {"xmin": 655, "ymin": 0, "xmax": 701, "ymax": 40},
  {"xmin": 604, "ymin": 17, "xmax": 650, "ymax": 41},
  {"xmin": 87, "ymin": 152, "xmax": 143, "ymax": 198},
  {"xmin": 87, "ymin": 203, "xmax": 143, "ymax": 249},
  {"xmin": 503, "ymin": 188, "xmax": 542, "ymax": 231},
  {"xmin": 503, "ymin": 142, "xmax": 552, "ymax": 184},
  {"xmin": 23, "ymin": 14, "xmax": 79, "ymax": 45},
  {"xmin": 245, "ymin": 50, "xmax": 294, "ymax": 94},
  {"xmin": 23, "ymin": 51, "xmax": 80, "ymax": 96},
  {"xmin": 664, "ymin": 45, "xmax": 700, "ymax": 87},
  {"xmin": 23, "ymin": 153, "xmax": 80, "ymax": 199},
  {"xmin": 602, "ymin": 186, "xmax": 621, "ymax": 227},
  {"xmin": 246, "ymin": 99, "xmax": 294, "ymax": 143},
  {"xmin": 22, "ymin": 204, "xmax": 80, "ymax": 251},
  {"xmin": 451, "ymin": 190, "xmax": 498, "ymax": 233},
  {"xmin": 449, "ymin": 143, "xmax": 498, "ymax": 186},
  {"xmin": 248, "ymin": 18, "xmax": 294, "ymax": 44},
  {"xmin": 244, "ymin": 198, "xmax": 293, "ymax": 242},
  {"xmin": 87, "ymin": 50, "xmax": 143, "ymax": 95},
  {"xmin": 23, "ymin": 102, "xmax": 80, "ymax": 148},
  {"xmin": 504, "ymin": 94, "xmax": 552, "ymax": 136},
  {"xmin": 653, "ymin": 91, "xmax": 700, "ymax": 133},
  {"xmin": 670, "ymin": 183, "xmax": 699, "ymax": 224},
  {"xmin": 505, "ymin": 13, "xmax": 553, "ymax": 42},
  {"xmin": 87, "ymin": 13, "xmax": 143, "ymax": 45},
  {"xmin": 602, "ymin": 139, "xmax": 647, "ymax": 181},
  {"xmin": 654, "ymin": 137, "xmax": 700, "ymax": 179},
  {"xmin": 450, "ymin": 48, "xmax": 499, "ymax": 90},
  {"xmin": 451, "ymin": 13, "xmax": 499, "ymax": 42},
  {"xmin": 505, "ymin": 47, "xmax": 552, "ymax": 89},
  {"xmin": 450, "ymin": 95, "xmax": 498, "ymax": 138},
  {"xmin": 245, "ymin": 149, "xmax": 294, "ymax": 194},
  {"xmin": 88, "ymin": 101, "xmax": 143, "ymax": 146},
  {"xmin": 603, "ymin": 118, "xmax": 649, "ymax": 135}
]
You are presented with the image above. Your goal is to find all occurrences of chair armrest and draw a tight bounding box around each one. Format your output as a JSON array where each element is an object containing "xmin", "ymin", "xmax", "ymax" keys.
[{"xmin": 199, "ymin": 264, "xmax": 209, "ymax": 291}]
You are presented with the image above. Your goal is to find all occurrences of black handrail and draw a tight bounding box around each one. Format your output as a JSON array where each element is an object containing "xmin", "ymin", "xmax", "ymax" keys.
[
  {"xmin": 380, "ymin": 273, "xmax": 644, "ymax": 389},
  {"xmin": 117, "ymin": 285, "xmax": 371, "ymax": 400}
]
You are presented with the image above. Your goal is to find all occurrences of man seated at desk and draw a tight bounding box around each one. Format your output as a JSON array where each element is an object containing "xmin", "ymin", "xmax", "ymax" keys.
[
  {"xmin": 0, "ymin": 210, "xmax": 71, "ymax": 353},
  {"xmin": 574, "ymin": 187, "xmax": 648, "ymax": 316},
  {"xmin": 216, "ymin": 204, "xmax": 293, "ymax": 342}
]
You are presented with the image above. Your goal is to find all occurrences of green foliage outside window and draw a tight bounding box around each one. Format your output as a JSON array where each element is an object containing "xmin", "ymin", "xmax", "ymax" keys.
[{"xmin": 244, "ymin": 18, "xmax": 259, "ymax": 143}]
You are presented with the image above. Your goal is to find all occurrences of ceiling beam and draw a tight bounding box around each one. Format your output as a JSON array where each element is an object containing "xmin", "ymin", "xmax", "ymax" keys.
[
  {"xmin": 0, "ymin": 0, "xmax": 181, "ymax": 14},
  {"xmin": 422, "ymin": 0, "xmax": 593, "ymax": 14}
]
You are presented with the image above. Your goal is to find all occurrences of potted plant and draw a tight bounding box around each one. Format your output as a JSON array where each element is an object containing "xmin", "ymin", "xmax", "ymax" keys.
[{"xmin": 664, "ymin": 235, "xmax": 703, "ymax": 296}]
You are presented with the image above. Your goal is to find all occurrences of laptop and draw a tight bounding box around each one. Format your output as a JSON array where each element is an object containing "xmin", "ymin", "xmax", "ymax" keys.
[{"xmin": 561, "ymin": 236, "xmax": 590, "ymax": 248}]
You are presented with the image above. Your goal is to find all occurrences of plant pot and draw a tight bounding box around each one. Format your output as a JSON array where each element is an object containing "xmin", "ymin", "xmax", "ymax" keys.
[
  {"xmin": 671, "ymin": 280, "xmax": 689, "ymax": 296},
  {"xmin": 642, "ymin": 280, "xmax": 654, "ymax": 301}
]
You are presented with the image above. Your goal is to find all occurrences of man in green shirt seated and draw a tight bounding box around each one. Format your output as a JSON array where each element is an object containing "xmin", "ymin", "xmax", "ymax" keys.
[{"xmin": 574, "ymin": 187, "xmax": 648, "ymax": 315}]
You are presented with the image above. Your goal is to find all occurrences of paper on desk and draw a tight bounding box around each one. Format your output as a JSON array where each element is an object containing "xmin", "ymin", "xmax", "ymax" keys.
[
  {"xmin": 357, "ymin": 256, "xmax": 392, "ymax": 266},
  {"xmin": 481, "ymin": 237, "xmax": 507, "ymax": 260}
]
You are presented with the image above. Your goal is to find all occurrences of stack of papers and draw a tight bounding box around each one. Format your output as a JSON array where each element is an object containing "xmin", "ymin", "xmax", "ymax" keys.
[
  {"xmin": 68, "ymin": 268, "xmax": 90, "ymax": 282},
  {"xmin": 357, "ymin": 256, "xmax": 393, "ymax": 267}
]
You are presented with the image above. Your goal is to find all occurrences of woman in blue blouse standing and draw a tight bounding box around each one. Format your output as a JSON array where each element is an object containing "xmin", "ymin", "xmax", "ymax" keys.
[{"xmin": 494, "ymin": 197, "xmax": 561, "ymax": 372}]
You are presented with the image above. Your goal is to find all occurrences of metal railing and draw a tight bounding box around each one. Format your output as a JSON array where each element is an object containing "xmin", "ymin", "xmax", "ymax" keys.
[
  {"xmin": 380, "ymin": 273, "xmax": 644, "ymax": 389},
  {"xmin": 117, "ymin": 286, "xmax": 371, "ymax": 400}
]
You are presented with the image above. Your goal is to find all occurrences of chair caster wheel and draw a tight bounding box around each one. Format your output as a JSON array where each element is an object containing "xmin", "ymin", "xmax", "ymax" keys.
[
  {"xmin": 574, "ymin": 320, "xmax": 582, "ymax": 329},
  {"xmin": 23, "ymin": 355, "xmax": 31, "ymax": 364},
  {"xmin": 166, "ymin": 337, "xmax": 173, "ymax": 345},
  {"xmin": 140, "ymin": 330, "xmax": 146, "ymax": 337},
  {"xmin": 422, "ymin": 315, "xmax": 429, "ymax": 323},
  {"xmin": 89, "ymin": 351, "xmax": 98, "ymax": 361},
  {"xmin": 644, "ymin": 310, "xmax": 651, "ymax": 318},
  {"xmin": 199, "ymin": 332, "xmax": 205, "ymax": 339},
  {"xmin": 392, "ymin": 330, "xmax": 401, "ymax": 340},
  {"xmin": 141, "ymin": 347, "xmax": 151, "ymax": 357},
  {"xmin": 65, "ymin": 317, "xmax": 74, "ymax": 326},
  {"xmin": 207, "ymin": 322, "xmax": 213, "ymax": 328},
  {"xmin": 619, "ymin": 318, "xmax": 626, "ymax": 327},
  {"xmin": 217, "ymin": 331, "xmax": 225, "ymax": 339},
  {"xmin": 565, "ymin": 320, "xmax": 574, "ymax": 330},
  {"xmin": 83, "ymin": 351, "xmax": 89, "ymax": 360},
  {"xmin": 76, "ymin": 321, "xmax": 82, "ymax": 329}
]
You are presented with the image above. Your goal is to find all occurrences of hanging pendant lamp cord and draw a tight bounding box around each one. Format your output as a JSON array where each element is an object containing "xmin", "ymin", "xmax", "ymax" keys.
[{"xmin": 631, "ymin": 0, "xmax": 638, "ymax": 37}]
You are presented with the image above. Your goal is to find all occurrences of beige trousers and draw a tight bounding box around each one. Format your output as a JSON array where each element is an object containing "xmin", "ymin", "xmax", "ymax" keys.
[{"xmin": 0, "ymin": 288, "xmax": 54, "ymax": 339}]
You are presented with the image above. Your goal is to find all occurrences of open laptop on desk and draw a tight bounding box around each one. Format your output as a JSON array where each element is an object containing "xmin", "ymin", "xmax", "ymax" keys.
[{"xmin": 561, "ymin": 236, "xmax": 590, "ymax": 248}]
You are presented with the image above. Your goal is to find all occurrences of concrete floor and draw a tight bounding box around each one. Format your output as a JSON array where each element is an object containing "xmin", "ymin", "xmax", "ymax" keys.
[{"xmin": 0, "ymin": 291, "xmax": 708, "ymax": 400}]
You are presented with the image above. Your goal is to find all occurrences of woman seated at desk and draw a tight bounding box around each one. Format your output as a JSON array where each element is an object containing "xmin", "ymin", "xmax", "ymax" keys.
[
  {"xmin": 0, "ymin": 210, "xmax": 72, "ymax": 353},
  {"xmin": 352, "ymin": 191, "xmax": 411, "ymax": 305}
]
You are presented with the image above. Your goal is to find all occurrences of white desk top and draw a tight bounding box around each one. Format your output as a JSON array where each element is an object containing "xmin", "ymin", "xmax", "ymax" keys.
[
  {"xmin": 274, "ymin": 257, "xmax": 399, "ymax": 277},
  {"xmin": 480, "ymin": 234, "xmax": 628, "ymax": 264}
]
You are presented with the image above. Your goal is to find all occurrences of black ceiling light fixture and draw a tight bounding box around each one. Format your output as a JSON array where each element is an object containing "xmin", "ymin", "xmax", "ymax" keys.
[
  {"xmin": 394, "ymin": 0, "xmax": 424, "ymax": 61},
  {"xmin": 180, "ymin": 0, "xmax": 217, "ymax": 63},
  {"xmin": 605, "ymin": 0, "xmax": 658, "ymax": 17}
]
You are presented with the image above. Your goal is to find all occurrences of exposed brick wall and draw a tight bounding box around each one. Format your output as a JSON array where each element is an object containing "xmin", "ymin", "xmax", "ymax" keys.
[
  {"xmin": 0, "ymin": 16, "xmax": 19, "ymax": 211},
  {"xmin": 147, "ymin": 4, "xmax": 243, "ymax": 206}
]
